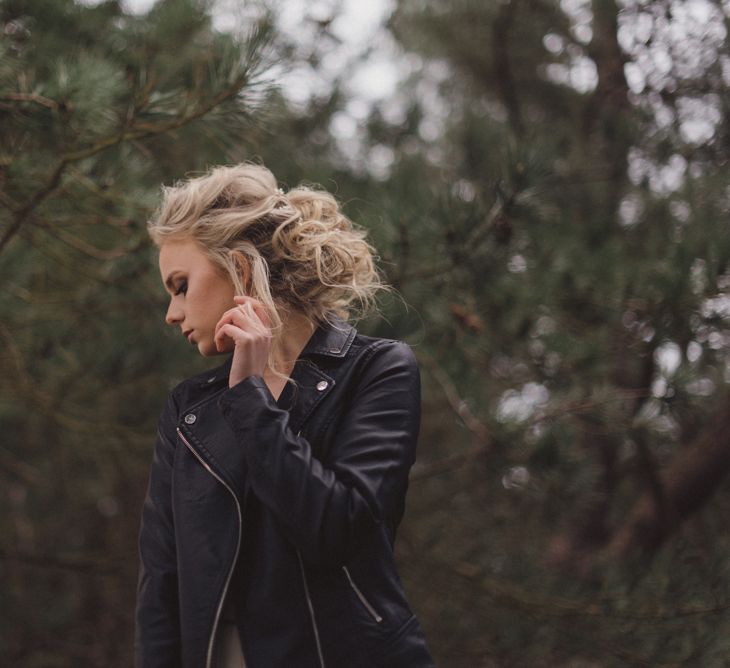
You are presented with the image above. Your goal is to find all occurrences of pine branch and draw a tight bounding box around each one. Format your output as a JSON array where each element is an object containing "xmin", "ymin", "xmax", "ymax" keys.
[
  {"xmin": 0, "ymin": 444, "xmax": 44, "ymax": 486},
  {"xmin": 492, "ymin": 0, "xmax": 524, "ymax": 137},
  {"xmin": 33, "ymin": 216, "xmax": 135, "ymax": 260},
  {"xmin": 416, "ymin": 553, "xmax": 730, "ymax": 621},
  {"xmin": 0, "ymin": 72, "xmax": 255, "ymax": 256},
  {"xmin": 548, "ymin": 325, "xmax": 662, "ymax": 566},
  {"xmin": 0, "ymin": 548, "xmax": 123, "ymax": 576},
  {"xmin": 410, "ymin": 350, "xmax": 492, "ymax": 481},
  {"xmin": 0, "ymin": 92, "xmax": 60, "ymax": 110},
  {"xmin": 0, "ymin": 324, "xmax": 149, "ymax": 442},
  {"xmin": 605, "ymin": 390, "xmax": 730, "ymax": 559},
  {"xmin": 0, "ymin": 160, "xmax": 67, "ymax": 254}
]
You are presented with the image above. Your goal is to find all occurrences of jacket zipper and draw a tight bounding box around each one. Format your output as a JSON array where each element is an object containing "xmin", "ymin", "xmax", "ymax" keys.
[
  {"xmin": 294, "ymin": 427, "xmax": 326, "ymax": 668},
  {"xmin": 177, "ymin": 427, "xmax": 243, "ymax": 668},
  {"xmin": 297, "ymin": 549, "xmax": 326, "ymax": 668},
  {"xmin": 342, "ymin": 566, "xmax": 383, "ymax": 623}
]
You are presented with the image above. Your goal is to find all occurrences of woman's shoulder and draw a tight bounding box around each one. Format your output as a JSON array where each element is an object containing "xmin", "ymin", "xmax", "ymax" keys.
[
  {"xmin": 303, "ymin": 316, "xmax": 419, "ymax": 367},
  {"xmin": 350, "ymin": 331, "xmax": 418, "ymax": 358},
  {"xmin": 347, "ymin": 331, "xmax": 420, "ymax": 379},
  {"xmin": 301, "ymin": 318, "xmax": 420, "ymax": 390}
]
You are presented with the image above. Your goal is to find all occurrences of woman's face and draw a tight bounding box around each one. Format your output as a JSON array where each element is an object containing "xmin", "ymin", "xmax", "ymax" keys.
[{"xmin": 158, "ymin": 238, "xmax": 236, "ymax": 356}]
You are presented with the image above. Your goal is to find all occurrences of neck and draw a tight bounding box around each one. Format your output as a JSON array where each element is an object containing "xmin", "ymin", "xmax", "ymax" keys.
[{"xmin": 269, "ymin": 311, "xmax": 316, "ymax": 375}]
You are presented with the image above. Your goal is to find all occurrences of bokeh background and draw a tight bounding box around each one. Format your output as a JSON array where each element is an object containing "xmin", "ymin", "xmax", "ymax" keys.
[{"xmin": 2, "ymin": 0, "xmax": 730, "ymax": 665}]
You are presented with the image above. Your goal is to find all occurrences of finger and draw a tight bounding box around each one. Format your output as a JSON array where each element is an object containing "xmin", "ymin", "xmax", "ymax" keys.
[
  {"xmin": 214, "ymin": 322, "xmax": 237, "ymax": 349},
  {"xmin": 216, "ymin": 323, "xmax": 250, "ymax": 342},
  {"xmin": 215, "ymin": 308, "xmax": 240, "ymax": 337},
  {"xmin": 214, "ymin": 310, "xmax": 268, "ymax": 348},
  {"xmin": 214, "ymin": 323, "xmax": 253, "ymax": 351},
  {"xmin": 229, "ymin": 298, "xmax": 270, "ymax": 334},
  {"xmin": 233, "ymin": 294, "xmax": 260, "ymax": 305},
  {"xmin": 249, "ymin": 301, "xmax": 273, "ymax": 330},
  {"xmin": 234, "ymin": 296, "xmax": 272, "ymax": 331},
  {"xmin": 233, "ymin": 295, "xmax": 268, "ymax": 312},
  {"xmin": 214, "ymin": 308, "xmax": 248, "ymax": 340},
  {"xmin": 239, "ymin": 301, "xmax": 270, "ymax": 335},
  {"xmin": 214, "ymin": 323, "xmax": 233, "ymax": 352},
  {"xmin": 215, "ymin": 304, "xmax": 264, "ymax": 336}
]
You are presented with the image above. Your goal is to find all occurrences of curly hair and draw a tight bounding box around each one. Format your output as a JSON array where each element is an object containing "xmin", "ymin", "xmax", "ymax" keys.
[{"xmin": 148, "ymin": 163, "xmax": 387, "ymax": 364}]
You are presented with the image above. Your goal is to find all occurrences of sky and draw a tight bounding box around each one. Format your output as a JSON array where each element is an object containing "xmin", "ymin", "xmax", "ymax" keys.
[{"xmin": 119, "ymin": 0, "xmax": 398, "ymax": 105}]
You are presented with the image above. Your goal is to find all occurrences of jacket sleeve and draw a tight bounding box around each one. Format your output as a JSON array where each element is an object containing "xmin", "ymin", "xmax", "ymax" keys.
[
  {"xmin": 217, "ymin": 340, "xmax": 421, "ymax": 567},
  {"xmin": 134, "ymin": 393, "xmax": 182, "ymax": 668}
]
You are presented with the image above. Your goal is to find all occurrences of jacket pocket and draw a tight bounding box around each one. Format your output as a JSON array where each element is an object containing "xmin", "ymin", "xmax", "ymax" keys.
[
  {"xmin": 342, "ymin": 566, "xmax": 383, "ymax": 623},
  {"xmin": 378, "ymin": 614, "xmax": 436, "ymax": 668}
]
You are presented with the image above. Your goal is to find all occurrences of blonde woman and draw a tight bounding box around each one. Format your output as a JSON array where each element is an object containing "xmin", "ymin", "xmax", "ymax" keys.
[{"xmin": 134, "ymin": 164, "xmax": 435, "ymax": 668}]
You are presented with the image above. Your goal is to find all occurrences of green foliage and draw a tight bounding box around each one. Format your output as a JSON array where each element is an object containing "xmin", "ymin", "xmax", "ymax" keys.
[
  {"xmin": 255, "ymin": 1, "xmax": 730, "ymax": 665},
  {"xmin": 364, "ymin": 1, "xmax": 730, "ymax": 665},
  {"xmin": 3, "ymin": 0, "xmax": 730, "ymax": 665},
  {"xmin": 0, "ymin": 0, "xmax": 274, "ymax": 663}
]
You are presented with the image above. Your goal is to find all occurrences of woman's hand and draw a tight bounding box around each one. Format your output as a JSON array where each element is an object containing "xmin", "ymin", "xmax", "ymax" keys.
[{"xmin": 214, "ymin": 295, "xmax": 273, "ymax": 388}]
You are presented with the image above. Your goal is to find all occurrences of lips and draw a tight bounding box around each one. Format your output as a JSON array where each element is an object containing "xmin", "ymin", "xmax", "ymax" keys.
[{"xmin": 183, "ymin": 330, "xmax": 194, "ymax": 343}]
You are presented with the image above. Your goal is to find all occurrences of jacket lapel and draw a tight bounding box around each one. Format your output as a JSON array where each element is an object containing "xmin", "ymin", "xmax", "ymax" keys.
[
  {"xmin": 179, "ymin": 394, "xmax": 249, "ymax": 499},
  {"xmin": 286, "ymin": 359, "xmax": 335, "ymax": 435},
  {"xmin": 181, "ymin": 317, "xmax": 357, "ymax": 494},
  {"xmin": 286, "ymin": 316, "xmax": 356, "ymax": 434}
]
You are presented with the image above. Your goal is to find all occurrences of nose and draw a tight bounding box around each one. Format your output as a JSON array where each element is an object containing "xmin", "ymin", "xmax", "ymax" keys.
[{"xmin": 165, "ymin": 298, "xmax": 183, "ymax": 326}]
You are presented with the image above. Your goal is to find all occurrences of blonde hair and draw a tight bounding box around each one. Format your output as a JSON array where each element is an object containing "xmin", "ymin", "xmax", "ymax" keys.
[{"xmin": 148, "ymin": 163, "xmax": 387, "ymax": 371}]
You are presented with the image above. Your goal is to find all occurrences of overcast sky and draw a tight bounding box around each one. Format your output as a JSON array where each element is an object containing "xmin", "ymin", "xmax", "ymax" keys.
[{"xmin": 119, "ymin": 0, "xmax": 398, "ymax": 104}]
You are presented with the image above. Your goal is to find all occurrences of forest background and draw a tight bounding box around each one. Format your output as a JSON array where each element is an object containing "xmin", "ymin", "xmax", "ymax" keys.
[{"xmin": 1, "ymin": 0, "xmax": 730, "ymax": 665}]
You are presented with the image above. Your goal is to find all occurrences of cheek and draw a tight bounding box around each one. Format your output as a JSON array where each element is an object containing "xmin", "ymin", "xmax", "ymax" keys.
[
  {"xmin": 199, "ymin": 293, "xmax": 232, "ymax": 332},
  {"xmin": 191, "ymin": 272, "xmax": 234, "ymax": 329},
  {"xmin": 209, "ymin": 285, "xmax": 235, "ymax": 320}
]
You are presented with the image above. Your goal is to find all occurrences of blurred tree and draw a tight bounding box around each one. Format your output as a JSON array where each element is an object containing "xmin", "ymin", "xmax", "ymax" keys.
[
  {"xmin": 4, "ymin": 0, "xmax": 730, "ymax": 666},
  {"xmin": 0, "ymin": 0, "xmax": 273, "ymax": 664},
  {"xmin": 310, "ymin": 0, "xmax": 730, "ymax": 665}
]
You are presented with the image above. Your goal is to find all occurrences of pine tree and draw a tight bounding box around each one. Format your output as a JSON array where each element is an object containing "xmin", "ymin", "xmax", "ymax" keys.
[
  {"xmin": 254, "ymin": 0, "xmax": 730, "ymax": 664},
  {"xmin": 0, "ymin": 1, "xmax": 273, "ymax": 664},
  {"xmin": 350, "ymin": 1, "xmax": 730, "ymax": 664}
]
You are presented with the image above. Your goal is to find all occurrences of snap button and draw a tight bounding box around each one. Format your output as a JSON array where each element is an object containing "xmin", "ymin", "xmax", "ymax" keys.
[
  {"xmin": 184, "ymin": 413, "xmax": 197, "ymax": 424},
  {"xmin": 206, "ymin": 376, "xmax": 216, "ymax": 383},
  {"xmin": 329, "ymin": 348, "xmax": 341, "ymax": 354},
  {"xmin": 316, "ymin": 380, "xmax": 328, "ymax": 391}
]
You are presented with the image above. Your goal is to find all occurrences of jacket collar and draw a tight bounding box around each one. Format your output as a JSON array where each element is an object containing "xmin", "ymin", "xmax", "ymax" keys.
[
  {"xmin": 286, "ymin": 317, "xmax": 356, "ymax": 433},
  {"xmin": 198, "ymin": 316, "xmax": 356, "ymax": 387},
  {"xmin": 183, "ymin": 318, "xmax": 356, "ymax": 494},
  {"xmin": 299, "ymin": 316, "xmax": 356, "ymax": 359}
]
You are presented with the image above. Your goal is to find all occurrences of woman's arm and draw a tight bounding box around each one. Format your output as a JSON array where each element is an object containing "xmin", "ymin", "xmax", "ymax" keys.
[
  {"xmin": 217, "ymin": 340, "xmax": 421, "ymax": 567},
  {"xmin": 134, "ymin": 394, "xmax": 182, "ymax": 668}
]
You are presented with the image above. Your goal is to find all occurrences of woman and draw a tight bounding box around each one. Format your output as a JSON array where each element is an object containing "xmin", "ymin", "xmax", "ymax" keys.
[{"xmin": 135, "ymin": 163, "xmax": 435, "ymax": 668}]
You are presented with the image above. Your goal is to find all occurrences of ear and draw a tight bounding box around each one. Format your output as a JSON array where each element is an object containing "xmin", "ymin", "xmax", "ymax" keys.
[{"xmin": 230, "ymin": 250, "xmax": 252, "ymax": 292}]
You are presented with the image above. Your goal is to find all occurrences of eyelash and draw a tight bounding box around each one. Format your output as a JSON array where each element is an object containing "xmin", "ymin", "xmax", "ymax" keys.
[{"xmin": 174, "ymin": 280, "xmax": 188, "ymax": 296}]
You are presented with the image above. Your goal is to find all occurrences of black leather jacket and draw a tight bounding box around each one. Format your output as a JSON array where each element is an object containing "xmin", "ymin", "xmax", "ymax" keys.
[{"xmin": 134, "ymin": 318, "xmax": 435, "ymax": 667}]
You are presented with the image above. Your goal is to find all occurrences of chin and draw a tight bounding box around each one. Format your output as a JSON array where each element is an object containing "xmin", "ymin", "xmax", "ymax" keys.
[{"xmin": 197, "ymin": 340, "xmax": 220, "ymax": 357}]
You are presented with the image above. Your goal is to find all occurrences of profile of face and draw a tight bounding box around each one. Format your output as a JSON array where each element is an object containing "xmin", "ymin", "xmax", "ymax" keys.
[{"xmin": 159, "ymin": 238, "xmax": 236, "ymax": 356}]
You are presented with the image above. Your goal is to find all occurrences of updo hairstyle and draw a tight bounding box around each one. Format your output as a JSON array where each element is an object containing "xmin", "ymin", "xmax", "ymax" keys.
[{"xmin": 148, "ymin": 163, "xmax": 386, "ymax": 363}]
